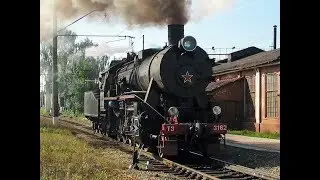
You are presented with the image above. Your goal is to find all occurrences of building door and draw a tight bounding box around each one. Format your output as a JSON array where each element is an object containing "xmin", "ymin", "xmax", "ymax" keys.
[{"xmin": 220, "ymin": 101, "xmax": 241, "ymax": 130}]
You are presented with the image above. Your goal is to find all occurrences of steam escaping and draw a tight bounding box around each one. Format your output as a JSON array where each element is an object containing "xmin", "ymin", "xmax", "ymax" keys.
[
  {"xmin": 85, "ymin": 41, "xmax": 131, "ymax": 57},
  {"xmin": 113, "ymin": 0, "xmax": 191, "ymax": 26},
  {"xmin": 40, "ymin": 0, "xmax": 236, "ymax": 41},
  {"xmin": 40, "ymin": 0, "xmax": 191, "ymax": 41}
]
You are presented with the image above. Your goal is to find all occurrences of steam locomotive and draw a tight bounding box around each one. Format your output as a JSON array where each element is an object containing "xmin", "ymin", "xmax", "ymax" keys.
[{"xmin": 84, "ymin": 24, "xmax": 227, "ymax": 157}]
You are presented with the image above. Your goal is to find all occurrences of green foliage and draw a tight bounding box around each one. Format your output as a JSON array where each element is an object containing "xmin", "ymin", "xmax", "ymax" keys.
[
  {"xmin": 40, "ymin": 107, "xmax": 50, "ymax": 117},
  {"xmin": 40, "ymin": 30, "xmax": 106, "ymax": 113},
  {"xmin": 60, "ymin": 110, "xmax": 91, "ymax": 126},
  {"xmin": 228, "ymin": 129, "xmax": 280, "ymax": 139},
  {"xmin": 62, "ymin": 109, "xmax": 83, "ymax": 118}
]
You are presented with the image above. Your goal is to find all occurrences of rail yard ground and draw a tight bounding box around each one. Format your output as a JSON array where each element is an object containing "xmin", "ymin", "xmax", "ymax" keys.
[
  {"xmin": 40, "ymin": 115, "xmax": 280, "ymax": 179},
  {"xmin": 215, "ymin": 143, "xmax": 280, "ymax": 177}
]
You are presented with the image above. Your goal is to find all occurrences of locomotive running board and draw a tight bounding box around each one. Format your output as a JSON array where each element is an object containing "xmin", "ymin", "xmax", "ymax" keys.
[
  {"xmin": 104, "ymin": 94, "xmax": 136, "ymax": 101},
  {"xmin": 144, "ymin": 77, "xmax": 157, "ymax": 104}
]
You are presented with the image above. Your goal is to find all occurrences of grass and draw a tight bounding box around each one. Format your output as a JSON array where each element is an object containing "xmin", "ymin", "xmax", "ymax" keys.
[
  {"xmin": 40, "ymin": 108, "xmax": 91, "ymax": 126},
  {"xmin": 40, "ymin": 118, "xmax": 140, "ymax": 180},
  {"xmin": 228, "ymin": 129, "xmax": 280, "ymax": 140},
  {"xmin": 61, "ymin": 110, "xmax": 91, "ymax": 126},
  {"xmin": 40, "ymin": 107, "xmax": 50, "ymax": 117},
  {"xmin": 62, "ymin": 109, "xmax": 85, "ymax": 119}
]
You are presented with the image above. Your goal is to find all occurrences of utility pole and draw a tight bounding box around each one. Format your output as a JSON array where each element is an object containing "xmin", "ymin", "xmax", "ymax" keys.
[
  {"xmin": 142, "ymin": 35, "xmax": 144, "ymax": 50},
  {"xmin": 273, "ymin": 25, "xmax": 277, "ymax": 49},
  {"xmin": 52, "ymin": 0, "xmax": 59, "ymax": 124},
  {"xmin": 127, "ymin": 36, "xmax": 135, "ymax": 52},
  {"xmin": 142, "ymin": 35, "xmax": 144, "ymax": 57}
]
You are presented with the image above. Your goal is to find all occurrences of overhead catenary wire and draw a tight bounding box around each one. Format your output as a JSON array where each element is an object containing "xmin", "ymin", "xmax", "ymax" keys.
[
  {"xmin": 43, "ymin": 8, "xmax": 139, "ymax": 54},
  {"xmin": 57, "ymin": 10, "xmax": 97, "ymax": 34},
  {"xmin": 57, "ymin": 34, "xmax": 135, "ymax": 38}
]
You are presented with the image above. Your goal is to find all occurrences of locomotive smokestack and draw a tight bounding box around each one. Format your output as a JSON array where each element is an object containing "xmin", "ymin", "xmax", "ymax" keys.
[
  {"xmin": 273, "ymin": 25, "xmax": 277, "ymax": 49},
  {"xmin": 168, "ymin": 24, "xmax": 184, "ymax": 46}
]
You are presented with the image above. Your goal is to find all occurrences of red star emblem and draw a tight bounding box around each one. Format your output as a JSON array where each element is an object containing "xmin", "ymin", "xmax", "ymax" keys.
[{"xmin": 182, "ymin": 71, "xmax": 193, "ymax": 83}]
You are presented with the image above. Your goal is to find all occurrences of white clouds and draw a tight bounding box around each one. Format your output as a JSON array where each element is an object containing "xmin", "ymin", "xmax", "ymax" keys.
[
  {"xmin": 85, "ymin": 41, "xmax": 131, "ymax": 57},
  {"xmin": 189, "ymin": 0, "xmax": 236, "ymax": 21}
]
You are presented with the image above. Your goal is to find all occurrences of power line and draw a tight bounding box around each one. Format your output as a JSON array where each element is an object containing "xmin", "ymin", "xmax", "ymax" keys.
[
  {"xmin": 57, "ymin": 10, "xmax": 97, "ymax": 33},
  {"xmin": 57, "ymin": 34, "xmax": 135, "ymax": 38},
  {"xmin": 106, "ymin": 37, "xmax": 127, "ymax": 44}
]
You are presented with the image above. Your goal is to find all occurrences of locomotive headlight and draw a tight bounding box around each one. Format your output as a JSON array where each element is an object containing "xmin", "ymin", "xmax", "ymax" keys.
[
  {"xmin": 179, "ymin": 36, "xmax": 197, "ymax": 52},
  {"xmin": 212, "ymin": 106, "xmax": 221, "ymax": 115},
  {"xmin": 168, "ymin": 106, "xmax": 179, "ymax": 116},
  {"xmin": 108, "ymin": 101, "xmax": 118, "ymax": 108}
]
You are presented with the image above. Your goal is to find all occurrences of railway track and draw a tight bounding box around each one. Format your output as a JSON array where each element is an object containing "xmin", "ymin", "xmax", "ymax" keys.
[
  {"xmin": 41, "ymin": 116, "xmax": 280, "ymax": 180},
  {"xmin": 174, "ymin": 151, "xmax": 279, "ymax": 180}
]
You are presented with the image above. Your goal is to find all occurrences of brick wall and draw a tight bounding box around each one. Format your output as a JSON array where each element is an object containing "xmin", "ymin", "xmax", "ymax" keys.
[
  {"xmin": 260, "ymin": 65, "xmax": 280, "ymax": 132},
  {"xmin": 209, "ymin": 65, "xmax": 280, "ymax": 133}
]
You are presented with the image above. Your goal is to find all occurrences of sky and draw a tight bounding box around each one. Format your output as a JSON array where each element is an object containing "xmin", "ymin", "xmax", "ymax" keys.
[{"xmin": 64, "ymin": 0, "xmax": 280, "ymax": 59}]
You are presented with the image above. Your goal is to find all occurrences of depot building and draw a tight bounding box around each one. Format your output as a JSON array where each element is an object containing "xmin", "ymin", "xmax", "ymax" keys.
[{"xmin": 206, "ymin": 47, "xmax": 280, "ymax": 133}]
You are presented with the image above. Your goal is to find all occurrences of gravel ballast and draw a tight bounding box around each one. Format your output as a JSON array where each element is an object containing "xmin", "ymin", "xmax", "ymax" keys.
[{"xmin": 215, "ymin": 145, "xmax": 280, "ymax": 177}]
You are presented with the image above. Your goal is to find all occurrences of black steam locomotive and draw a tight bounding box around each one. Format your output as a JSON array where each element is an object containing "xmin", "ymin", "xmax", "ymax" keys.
[{"xmin": 84, "ymin": 24, "xmax": 227, "ymax": 157}]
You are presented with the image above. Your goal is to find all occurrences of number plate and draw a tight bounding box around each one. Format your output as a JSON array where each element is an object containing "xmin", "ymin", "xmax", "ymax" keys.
[
  {"xmin": 166, "ymin": 125, "xmax": 175, "ymax": 132},
  {"xmin": 213, "ymin": 124, "xmax": 227, "ymax": 133},
  {"xmin": 161, "ymin": 124, "xmax": 183, "ymax": 135}
]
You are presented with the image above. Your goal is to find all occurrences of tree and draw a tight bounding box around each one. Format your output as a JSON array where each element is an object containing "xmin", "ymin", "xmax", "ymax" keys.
[{"xmin": 40, "ymin": 30, "xmax": 107, "ymax": 113}]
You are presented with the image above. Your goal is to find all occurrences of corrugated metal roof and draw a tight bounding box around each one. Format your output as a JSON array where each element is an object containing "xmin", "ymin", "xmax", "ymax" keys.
[
  {"xmin": 205, "ymin": 77, "xmax": 243, "ymax": 92},
  {"xmin": 212, "ymin": 48, "xmax": 280, "ymax": 75}
]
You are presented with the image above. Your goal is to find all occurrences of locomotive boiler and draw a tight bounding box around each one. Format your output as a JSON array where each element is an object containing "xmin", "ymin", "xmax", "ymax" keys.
[{"xmin": 84, "ymin": 24, "xmax": 227, "ymax": 157}]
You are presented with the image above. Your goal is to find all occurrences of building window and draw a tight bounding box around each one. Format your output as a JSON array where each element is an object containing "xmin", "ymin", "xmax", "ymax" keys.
[
  {"xmin": 246, "ymin": 76, "xmax": 255, "ymax": 118},
  {"xmin": 266, "ymin": 73, "xmax": 278, "ymax": 117}
]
